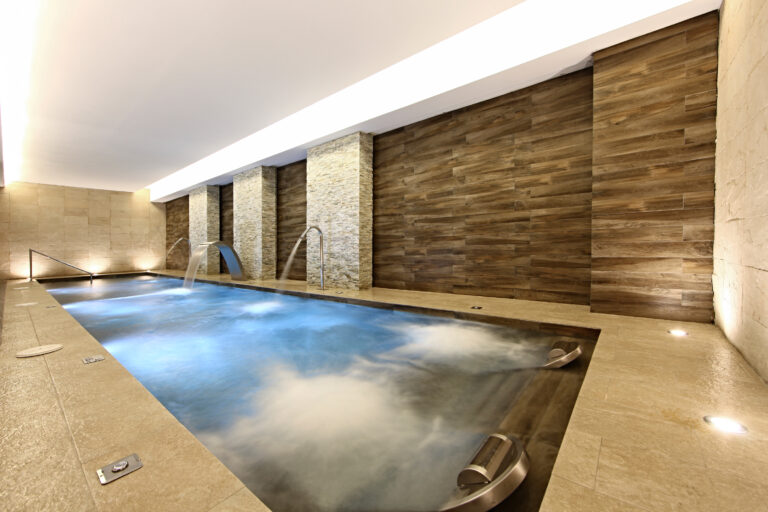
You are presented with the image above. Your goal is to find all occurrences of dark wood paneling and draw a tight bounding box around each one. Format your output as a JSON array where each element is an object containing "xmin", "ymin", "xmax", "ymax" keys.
[
  {"xmin": 165, "ymin": 195, "xmax": 189, "ymax": 270},
  {"xmin": 373, "ymin": 69, "xmax": 593, "ymax": 304},
  {"xmin": 590, "ymin": 13, "xmax": 717, "ymax": 322},
  {"xmin": 220, "ymin": 183, "xmax": 233, "ymax": 273},
  {"xmin": 276, "ymin": 160, "xmax": 307, "ymax": 280}
]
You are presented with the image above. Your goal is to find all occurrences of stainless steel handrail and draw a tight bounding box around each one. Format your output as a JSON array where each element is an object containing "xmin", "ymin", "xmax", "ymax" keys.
[{"xmin": 29, "ymin": 249, "xmax": 94, "ymax": 284}]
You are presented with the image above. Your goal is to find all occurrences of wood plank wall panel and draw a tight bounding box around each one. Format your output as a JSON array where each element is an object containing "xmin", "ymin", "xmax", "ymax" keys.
[
  {"xmin": 590, "ymin": 13, "xmax": 717, "ymax": 322},
  {"xmin": 165, "ymin": 195, "xmax": 189, "ymax": 270},
  {"xmin": 373, "ymin": 69, "xmax": 593, "ymax": 304},
  {"xmin": 220, "ymin": 183, "xmax": 234, "ymax": 273},
  {"xmin": 276, "ymin": 160, "xmax": 307, "ymax": 280}
]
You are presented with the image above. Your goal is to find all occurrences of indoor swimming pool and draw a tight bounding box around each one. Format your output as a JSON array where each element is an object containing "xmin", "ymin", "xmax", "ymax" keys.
[{"xmin": 43, "ymin": 275, "xmax": 593, "ymax": 512}]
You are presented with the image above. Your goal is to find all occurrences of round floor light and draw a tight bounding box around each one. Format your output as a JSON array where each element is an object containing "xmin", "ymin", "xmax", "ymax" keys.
[
  {"xmin": 703, "ymin": 415, "xmax": 748, "ymax": 434},
  {"xmin": 668, "ymin": 329, "xmax": 688, "ymax": 337}
]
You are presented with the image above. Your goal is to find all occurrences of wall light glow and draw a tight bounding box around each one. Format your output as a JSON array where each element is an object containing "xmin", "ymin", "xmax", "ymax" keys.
[
  {"xmin": 703, "ymin": 416, "xmax": 748, "ymax": 434},
  {"xmin": 149, "ymin": 0, "xmax": 706, "ymax": 201},
  {"xmin": 0, "ymin": 0, "xmax": 43, "ymax": 186}
]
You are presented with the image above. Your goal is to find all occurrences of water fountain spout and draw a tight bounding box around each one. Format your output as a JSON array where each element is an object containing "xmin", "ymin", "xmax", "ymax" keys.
[
  {"xmin": 280, "ymin": 225, "xmax": 324, "ymax": 290},
  {"xmin": 183, "ymin": 241, "xmax": 246, "ymax": 288},
  {"xmin": 166, "ymin": 237, "xmax": 191, "ymax": 263}
]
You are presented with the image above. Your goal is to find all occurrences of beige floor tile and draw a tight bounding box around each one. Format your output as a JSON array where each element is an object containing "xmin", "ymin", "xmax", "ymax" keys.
[
  {"xmin": 551, "ymin": 429, "xmax": 602, "ymax": 489},
  {"xmin": 82, "ymin": 431, "xmax": 244, "ymax": 512},
  {"xmin": 595, "ymin": 436, "xmax": 717, "ymax": 512},
  {"xmin": 208, "ymin": 487, "xmax": 271, "ymax": 512},
  {"xmin": 540, "ymin": 475, "xmax": 648, "ymax": 512}
]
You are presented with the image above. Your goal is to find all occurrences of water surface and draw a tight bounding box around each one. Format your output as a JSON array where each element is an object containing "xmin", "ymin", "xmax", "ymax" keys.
[{"xmin": 45, "ymin": 276, "xmax": 559, "ymax": 511}]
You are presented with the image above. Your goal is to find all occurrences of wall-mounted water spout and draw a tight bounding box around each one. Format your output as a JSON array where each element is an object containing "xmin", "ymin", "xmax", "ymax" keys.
[
  {"xmin": 183, "ymin": 241, "xmax": 245, "ymax": 288},
  {"xmin": 166, "ymin": 237, "xmax": 191, "ymax": 264},
  {"xmin": 280, "ymin": 226, "xmax": 324, "ymax": 290}
]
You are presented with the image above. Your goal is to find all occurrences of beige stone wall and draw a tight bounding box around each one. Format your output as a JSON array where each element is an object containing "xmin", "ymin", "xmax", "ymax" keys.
[
  {"xmin": 307, "ymin": 132, "xmax": 373, "ymax": 289},
  {"xmin": 715, "ymin": 0, "xmax": 768, "ymax": 379},
  {"xmin": 0, "ymin": 182, "xmax": 165, "ymax": 279},
  {"xmin": 189, "ymin": 185, "xmax": 220, "ymax": 274},
  {"xmin": 234, "ymin": 166, "xmax": 276, "ymax": 280}
]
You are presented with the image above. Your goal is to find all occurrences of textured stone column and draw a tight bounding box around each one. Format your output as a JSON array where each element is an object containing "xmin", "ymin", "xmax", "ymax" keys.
[
  {"xmin": 233, "ymin": 166, "xmax": 276, "ymax": 280},
  {"xmin": 188, "ymin": 185, "xmax": 220, "ymax": 274},
  {"xmin": 306, "ymin": 132, "xmax": 373, "ymax": 289}
]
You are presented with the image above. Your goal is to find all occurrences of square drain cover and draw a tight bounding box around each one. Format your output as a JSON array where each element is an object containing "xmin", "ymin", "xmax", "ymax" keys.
[{"xmin": 97, "ymin": 454, "xmax": 143, "ymax": 484}]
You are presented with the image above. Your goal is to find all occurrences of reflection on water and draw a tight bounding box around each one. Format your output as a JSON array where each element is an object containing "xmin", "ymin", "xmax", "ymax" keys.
[{"xmin": 45, "ymin": 277, "xmax": 557, "ymax": 511}]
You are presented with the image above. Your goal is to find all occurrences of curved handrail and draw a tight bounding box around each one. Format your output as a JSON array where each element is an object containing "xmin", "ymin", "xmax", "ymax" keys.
[{"xmin": 29, "ymin": 249, "xmax": 94, "ymax": 284}]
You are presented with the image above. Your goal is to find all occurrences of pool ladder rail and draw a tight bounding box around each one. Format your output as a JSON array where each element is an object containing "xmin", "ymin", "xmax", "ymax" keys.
[{"xmin": 28, "ymin": 249, "xmax": 94, "ymax": 284}]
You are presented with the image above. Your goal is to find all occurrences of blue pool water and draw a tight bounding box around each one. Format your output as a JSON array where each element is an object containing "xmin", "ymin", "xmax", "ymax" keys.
[{"xmin": 44, "ymin": 276, "xmax": 562, "ymax": 511}]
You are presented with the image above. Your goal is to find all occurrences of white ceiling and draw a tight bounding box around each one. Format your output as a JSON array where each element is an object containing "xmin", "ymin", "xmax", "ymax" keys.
[
  {"xmin": 3, "ymin": 0, "xmax": 722, "ymax": 200},
  {"xmin": 10, "ymin": 0, "xmax": 521, "ymax": 192}
]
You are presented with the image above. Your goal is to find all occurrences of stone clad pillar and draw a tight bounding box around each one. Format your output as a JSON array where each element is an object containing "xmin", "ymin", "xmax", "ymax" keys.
[
  {"xmin": 233, "ymin": 166, "xmax": 276, "ymax": 280},
  {"xmin": 306, "ymin": 132, "xmax": 373, "ymax": 289},
  {"xmin": 189, "ymin": 185, "xmax": 220, "ymax": 274}
]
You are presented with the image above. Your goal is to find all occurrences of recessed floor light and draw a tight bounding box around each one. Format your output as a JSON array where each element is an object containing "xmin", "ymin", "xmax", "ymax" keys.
[
  {"xmin": 668, "ymin": 329, "xmax": 688, "ymax": 337},
  {"xmin": 703, "ymin": 416, "xmax": 748, "ymax": 434},
  {"xmin": 471, "ymin": 306, "xmax": 483, "ymax": 310}
]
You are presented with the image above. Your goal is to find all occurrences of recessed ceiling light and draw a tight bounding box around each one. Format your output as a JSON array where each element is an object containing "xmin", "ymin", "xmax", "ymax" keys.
[
  {"xmin": 703, "ymin": 416, "xmax": 748, "ymax": 434},
  {"xmin": 668, "ymin": 329, "xmax": 688, "ymax": 337}
]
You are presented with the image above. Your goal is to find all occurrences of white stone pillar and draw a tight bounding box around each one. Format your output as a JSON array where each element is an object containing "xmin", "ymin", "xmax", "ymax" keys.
[
  {"xmin": 189, "ymin": 185, "xmax": 220, "ymax": 274},
  {"xmin": 306, "ymin": 132, "xmax": 373, "ymax": 289},
  {"xmin": 234, "ymin": 166, "xmax": 276, "ymax": 280}
]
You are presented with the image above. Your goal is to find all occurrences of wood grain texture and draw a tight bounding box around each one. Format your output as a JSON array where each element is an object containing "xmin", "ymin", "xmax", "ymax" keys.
[
  {"xmin": 165, "ymin": 195, "xmax": 189, "ymax": 270},
  {"xmin": 220, "ymin": 183, "xmax": 234, "ymax": 273},
  {"xmin": 373, "ymin": 69, "xmax": 593, "ymax": 304},
  {"xmin": 591, "ymin": 13, "xmax": 717, "ymax": 322},
  {"xmin": 276, "ymin": 160, "xmax": 307, "ymax": 280}
]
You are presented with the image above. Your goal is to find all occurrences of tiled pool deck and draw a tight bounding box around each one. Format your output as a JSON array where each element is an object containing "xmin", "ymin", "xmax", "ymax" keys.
[{"xmin": 2, "ymin": 270, "xmax": 767, "ymax": 511}]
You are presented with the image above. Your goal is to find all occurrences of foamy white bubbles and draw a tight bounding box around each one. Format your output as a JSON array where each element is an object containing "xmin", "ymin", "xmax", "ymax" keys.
[
  {"xmin": 242, "ymin": 300, "xmax": 283, "ymax": 315},
  {"xmin": 386, "ymin": 323, "xmax": 545, "ymax": 372},
  {"xmin": 156, "ymin": 287, "xmax": 193, "ymax": 296},
  {"xmin": 199, "ymin": 365, "xmax": 472, "ymax": 511}
]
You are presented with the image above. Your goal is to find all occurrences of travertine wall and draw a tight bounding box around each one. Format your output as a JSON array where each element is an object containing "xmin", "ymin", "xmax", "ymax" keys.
[
  {"xmin": 307, "ymin": 132, "xmax": 373, "ymax": 289},
  {"xmin": 0, "ymin": 182, "xmax": 165, "ymax": 279},
  {"xmin": 233, "ymin": 166, "xmax": 276, "ymax": 280},
  {"xmin": 189, "ymin": 185, "xmax": 220, "ymax": 274},
  {"xmin": 715, "ymin": 0, "xmax": 768, "ymax": 379}
]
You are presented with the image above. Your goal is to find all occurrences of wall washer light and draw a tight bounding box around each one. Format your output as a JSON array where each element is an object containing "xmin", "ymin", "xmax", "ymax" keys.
[
  {"xmin": 703, "ymin": 416, "xmax": 748, "ymax": 434},
  {"xmin": 668, "ymin": 329, "xmax": 688, "ymax": 337}
]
